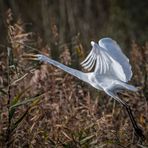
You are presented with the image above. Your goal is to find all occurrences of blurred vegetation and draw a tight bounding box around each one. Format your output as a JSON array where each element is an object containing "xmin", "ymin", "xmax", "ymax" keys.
[
  {"xmin": 0, "ymin": 0, "xmax": 148, "ymax": 147},
  {"xmin": 0, "ymin": 0, "xmax": 148, "ymax": 54}
]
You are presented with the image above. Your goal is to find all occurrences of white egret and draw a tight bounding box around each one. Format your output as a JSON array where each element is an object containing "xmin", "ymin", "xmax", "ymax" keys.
[{"xmin": 24, "ymin": 37, "xmax": 145, "ymax": 140}]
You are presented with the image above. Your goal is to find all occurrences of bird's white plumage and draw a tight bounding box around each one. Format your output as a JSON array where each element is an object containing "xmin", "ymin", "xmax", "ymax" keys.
[
  {"xmin": 99, "ymin": 38, "xmax": 132, "ymax": 82},
  {"xmin": 81, "ymin": 41, "xmax": 111, "ymax": 74},
  {"xmin": 81, "ymin": 38, "xmax": 132, "ymax": 82}
]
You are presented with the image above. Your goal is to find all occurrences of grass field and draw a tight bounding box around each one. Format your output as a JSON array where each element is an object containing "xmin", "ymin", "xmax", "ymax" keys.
[{"xmin": 0, "ymin": 9, "xmax": 148, "ymax": 148}]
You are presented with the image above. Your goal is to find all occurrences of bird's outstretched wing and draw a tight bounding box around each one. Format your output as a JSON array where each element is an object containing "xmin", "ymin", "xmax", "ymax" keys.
[
  {"xmin": 99, "ymin": 38, "xmax": 132, "ymax": 82},
  {"xmin": 81, "ymin": 44, "xmax": 97, "ymax": 71},
  {"xmin": 81, "ymin": 41, "xmax": 111, "ymax": 74},
  {"xmin": 81, "ymin": 38, "xmax": 132, "ymax": 82}
]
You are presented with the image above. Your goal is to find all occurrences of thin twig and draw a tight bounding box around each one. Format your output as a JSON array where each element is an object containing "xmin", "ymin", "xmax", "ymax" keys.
[
  {"xmin": 11, "ymin": 73, "xmax": 29, "ymax": 86},
  {"xmin": 15, "ymin": 41, "xmax": 42, "ymax": 53},
  {"xmin": 5, "ymin": 47, "xmax": 12, "ymax": 147}
]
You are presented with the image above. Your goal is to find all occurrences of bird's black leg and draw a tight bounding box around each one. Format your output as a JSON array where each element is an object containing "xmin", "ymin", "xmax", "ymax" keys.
[
  {"xmin": 124, "ymin": 104, "xmax": 145, "ymax": 141},
  {"xmin": 106, "ymin": 90, "xmax": 145, "ymax": 141},
  {"xmin": 118, "ymin": 100, "xmax": 145, "ymax": 141}
]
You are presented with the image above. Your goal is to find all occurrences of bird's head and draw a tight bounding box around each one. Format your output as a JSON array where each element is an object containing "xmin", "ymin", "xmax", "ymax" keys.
[
  {"xmin": 22, "ymin": 54, "xmax": 43, "ymax": 61},
  {"xmin": 22, "ymin": 54, "xmax": 50, "ymax": 63}
]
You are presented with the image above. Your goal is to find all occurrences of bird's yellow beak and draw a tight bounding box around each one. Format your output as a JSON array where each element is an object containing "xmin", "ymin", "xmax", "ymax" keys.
[{"xmin": 22, "ymin": 54, "xmax": 38, "ymax": 61}]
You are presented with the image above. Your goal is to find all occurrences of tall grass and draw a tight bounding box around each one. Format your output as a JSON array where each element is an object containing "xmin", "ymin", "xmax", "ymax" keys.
[{"xmin": 0, "ymin": 9, "xmax": 147, "ymax": 148}]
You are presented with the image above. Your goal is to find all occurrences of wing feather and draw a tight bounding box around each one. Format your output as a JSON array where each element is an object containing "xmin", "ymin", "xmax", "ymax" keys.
[
  {"xmin": 88, "ymin": 56, "xmax": 96, "ymax": 70},
  {"xmin": 83, "ymin": 54, "xmax": 95, "ymax": 70},
  {"xmin": 81, "ymin": 50, "xmax": 94, "ymax": 65},
  {"xmin": 81, "ymin": 48, "xmax": 97, "ymax": 71},
  {"xmin": 99, "ymin": 38, "xmax": 132, "ymax": 82},
  {"xmin": 81, "ymin": 41, "xmax": 110, "ymax": 74},
  {"xmin": 100, "ymin": 55, "xmax": 103, "ymax": 74},
  {"xmin": 102, "ymin": 52, "xmax": 107, "ymax": 73},
  {"xmin": 81, "ymin": 38, "xmax": 132, "ymax": 82},
  {"xmin": 81, "ymin": 53, "xmax": 96, "ymax": 70}
]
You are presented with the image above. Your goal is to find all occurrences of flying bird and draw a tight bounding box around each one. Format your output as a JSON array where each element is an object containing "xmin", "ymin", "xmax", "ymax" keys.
[{"xmin": 24, "ymin": 37, "xmax": 145, "ymax": 140}]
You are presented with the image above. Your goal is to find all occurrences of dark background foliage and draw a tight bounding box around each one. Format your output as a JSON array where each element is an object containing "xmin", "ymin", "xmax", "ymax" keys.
[{"xmin": 0, "ymin": 0, "xmax": 148, "ymax": 53}]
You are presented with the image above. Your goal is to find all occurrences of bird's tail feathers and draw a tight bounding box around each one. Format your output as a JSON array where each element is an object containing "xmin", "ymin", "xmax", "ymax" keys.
[{"xmin": 118, "ymin": 81, "xmax": 138, "ymax": 92}]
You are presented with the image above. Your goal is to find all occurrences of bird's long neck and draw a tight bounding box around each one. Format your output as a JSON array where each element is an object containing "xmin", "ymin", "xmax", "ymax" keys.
[{"xmin": 40, "ymin": 56, "xmax": 89, "ymax": 83}]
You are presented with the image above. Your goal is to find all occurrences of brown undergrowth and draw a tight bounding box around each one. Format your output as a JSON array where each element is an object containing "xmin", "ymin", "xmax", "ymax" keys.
[{"xmin": 0, "ymin": 9, "xmax": 147, "ymax": 148}]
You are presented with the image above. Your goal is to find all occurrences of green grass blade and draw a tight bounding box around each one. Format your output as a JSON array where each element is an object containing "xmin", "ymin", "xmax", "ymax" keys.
[
  {"xmin": 11, "ymin": 108, "xmax": 29, "ymax": 132},
  {"xmin": 9, "ymin": 86, "xmax": 31, "ymax": 120},
  {"xmin": 10, "ymin": 97, "xmax": 40, "ymax": 132},
  {"xmin": 10, "ymin": 97, "xmax": 38, "ymax": 109}
]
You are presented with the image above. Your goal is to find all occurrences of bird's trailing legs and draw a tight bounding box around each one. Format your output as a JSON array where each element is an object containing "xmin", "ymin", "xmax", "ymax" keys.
[{"xmin": 106, "ymin": 90, "xmax": 145, "ymax": 141}]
